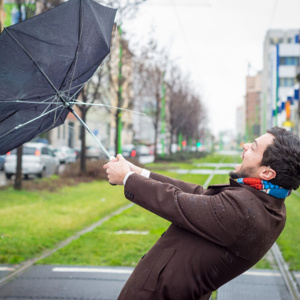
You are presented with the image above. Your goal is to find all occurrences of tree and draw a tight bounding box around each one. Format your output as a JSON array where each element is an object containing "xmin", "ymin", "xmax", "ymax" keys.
[
  {"xmin": 35, "ymin": 0, "xmax": 63, "ymax": 14},
  {"xmin": 134, "ymin": 39, "xmax": 168, "ymax": 161},
  {"xmin": 99, "ymin": 0, "xmax": 146, "ymax": 155},
  {"xmin": 76, "ymin": 69, "xmax": 107, "ymax": 173},
  {"xmin": 167, "ymin": 66, "xmax": 206, "ymax": 153}
]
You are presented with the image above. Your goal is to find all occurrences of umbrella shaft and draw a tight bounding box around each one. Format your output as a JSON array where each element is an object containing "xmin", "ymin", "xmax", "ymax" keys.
[{"xmin": 68, "ymin": 107, "xmax": 113, "ymax": 160}]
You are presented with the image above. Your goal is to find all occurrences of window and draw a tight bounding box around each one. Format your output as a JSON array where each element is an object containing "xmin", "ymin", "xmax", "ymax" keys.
[
  {"xmin": 42, "ymin": 148, "xmax": 49, "ymax": 155},
  {"xmin": 279, "ymin": 78, "xmax": 295, "ymax": 87},
  {"xmin": 280, "ymin": 57, "xmax": 300, "ymax": 66}
]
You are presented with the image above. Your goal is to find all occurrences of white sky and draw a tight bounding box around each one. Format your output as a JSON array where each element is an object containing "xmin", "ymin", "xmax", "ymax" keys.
[{"xmin": 122, "ymin": 0, "xmax": 300, "ymax": 136}]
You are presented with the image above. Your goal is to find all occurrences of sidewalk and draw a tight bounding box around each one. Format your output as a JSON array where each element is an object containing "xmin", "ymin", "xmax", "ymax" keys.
[
  {"xmin": 0, "ymin": 265, "xmax": 294, "ymax": 300},
  {"xmin": 217, "ymin": 269, "xmax": 292, "ymax": 300},
  {"xmin": 0, "ymin": 265, "xmax": 133, "ymax": 300}
]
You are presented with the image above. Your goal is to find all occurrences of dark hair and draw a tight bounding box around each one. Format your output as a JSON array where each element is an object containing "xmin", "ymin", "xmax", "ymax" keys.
[{"xmin": 260, "ymin": 127, "xmax": 300, "ymax": 190}]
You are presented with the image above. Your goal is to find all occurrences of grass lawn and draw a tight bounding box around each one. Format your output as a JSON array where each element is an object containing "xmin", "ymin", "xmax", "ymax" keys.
[
  {"xmin": 0, "ymin": 181, "xmax": 127, "ymax": 264},
  {"xmin": 39, "ymin": 204, "xmax": 170, "ymax": 266},
  {"xmin": 277, "ymin": 192, "xmax": 300, "ymax": 271}
]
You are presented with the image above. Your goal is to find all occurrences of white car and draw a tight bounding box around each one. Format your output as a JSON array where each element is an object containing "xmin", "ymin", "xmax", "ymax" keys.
[
  {"xmin": 4, "ymin": 143, "xmax": 58, "ymax": 179},
  {"xmin": 85, "ymin": 146, "xmax": 102, "ymax": 159},
  {"xmin": 53, "ymin": 146, "xmax": 77, "ymax": 164}
]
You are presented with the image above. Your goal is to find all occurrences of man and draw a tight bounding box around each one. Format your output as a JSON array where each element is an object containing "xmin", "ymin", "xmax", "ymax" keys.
[{"xmin": 103, "ymin": 127, "xmax": 300, "ymax": 300}]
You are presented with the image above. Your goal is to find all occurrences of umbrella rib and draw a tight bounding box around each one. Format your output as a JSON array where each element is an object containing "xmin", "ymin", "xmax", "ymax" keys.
[
  {"xmin": 0, "ymin": 105, "xmax": 65, "ymax": 141},
  {"xmin": 0, "ymin": 94, "xmax": 61, "ymax": 105},
  {"xmin": 72, "ymin": 100, "xmax": 146, "ymax": 116}
]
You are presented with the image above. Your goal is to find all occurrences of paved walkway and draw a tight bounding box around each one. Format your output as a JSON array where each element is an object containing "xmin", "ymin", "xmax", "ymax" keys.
[
  {"xmin": 0, "ymin": 265, "xmax": 295, "ymax": 299},
  {"xmin": 217, "ymin": 269, "xmax": 292, "ymax": 300},
  {"xmin": 0, "ymin": 265, "xmax": 132, "ymax": 300}
]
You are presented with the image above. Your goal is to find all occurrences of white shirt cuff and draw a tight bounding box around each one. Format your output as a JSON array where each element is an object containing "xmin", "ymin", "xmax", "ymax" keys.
[
  {"xmin": 123, "ymin": 171, "xmax": 134, "ymax": 185},
  {"xmin": 141, "ymin": 169, "xmax": 150, "ymax": 178},
  {"xmin": 123, "ymin": 169, "xmax": 150, "ymax": 185}
]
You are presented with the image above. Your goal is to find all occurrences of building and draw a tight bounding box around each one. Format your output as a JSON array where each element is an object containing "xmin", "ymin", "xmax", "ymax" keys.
[
  {"xmin": 245, "ymin": 71, "xmax": 262, "ymax": 140},
  {"xmin": 48, "ymin": 107, "xmax": 81, "ymax": 149},
  {"xmin": 262, "ymin": 29, "xmax": 300, "ymax": 133},
  {"xmin": 236, "ymin": 104, "xmax": 245, "ymax": 145}
]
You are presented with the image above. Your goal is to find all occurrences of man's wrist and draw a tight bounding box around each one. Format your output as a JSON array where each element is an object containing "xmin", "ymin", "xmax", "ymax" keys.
[
  {"xmin": 123, "ymin": 171, "xmax": 134, "ymax": 185},
  {"xmin": 123, "ymin": 169, "xmax": 150, "ymax": 185}
]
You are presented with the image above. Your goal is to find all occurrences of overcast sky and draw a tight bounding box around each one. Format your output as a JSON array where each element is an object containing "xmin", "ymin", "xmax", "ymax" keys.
[{"xmin": 122, "ymin": 0, "xmax": 300, "ymax": 136}]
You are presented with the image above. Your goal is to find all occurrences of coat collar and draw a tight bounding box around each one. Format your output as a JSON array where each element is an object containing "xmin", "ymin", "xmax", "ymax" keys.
[{"xmin": 207, "ymin": 178, "xmax": 285, "ymax": 212}]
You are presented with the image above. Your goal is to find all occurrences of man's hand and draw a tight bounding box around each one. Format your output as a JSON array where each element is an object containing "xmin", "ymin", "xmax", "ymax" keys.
[
  {"xmin": 103, "ymin": 154, "xmax": 130, "ymax": 185},
  {"xmin": 127, "ymin": 161, "xmax": 143, "ymax": 175}
]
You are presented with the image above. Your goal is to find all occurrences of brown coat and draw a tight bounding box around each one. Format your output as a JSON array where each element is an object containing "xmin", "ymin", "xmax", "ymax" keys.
[{"xmin": 117, "ymin": 172, "xmax": 286, "ymax": 300}]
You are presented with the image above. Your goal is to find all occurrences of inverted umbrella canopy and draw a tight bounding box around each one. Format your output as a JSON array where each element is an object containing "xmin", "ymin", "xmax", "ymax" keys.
[{"xmin": 0, "ymin": 0, "xmax": 117, "ymax": 155}]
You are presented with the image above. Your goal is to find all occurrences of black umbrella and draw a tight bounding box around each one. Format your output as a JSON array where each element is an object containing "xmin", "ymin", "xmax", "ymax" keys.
[{"xmin": 0, "ymin": 0, "xmax": 117, "ymax": 157}]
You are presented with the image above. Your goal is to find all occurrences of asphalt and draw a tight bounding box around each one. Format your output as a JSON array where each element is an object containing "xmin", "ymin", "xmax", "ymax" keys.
[
  {"xmin": 0, "ymin": 265, "xmax": 298, "ymax": 299},
  {"xmin": 0, "ymin": 265, "xmax": 132, "ymax": 300}
]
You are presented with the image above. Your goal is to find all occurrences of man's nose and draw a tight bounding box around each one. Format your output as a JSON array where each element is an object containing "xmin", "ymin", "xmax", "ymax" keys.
[{"xmin": 243, "ymin": 143, "xmax": 251, "ymax": 150}]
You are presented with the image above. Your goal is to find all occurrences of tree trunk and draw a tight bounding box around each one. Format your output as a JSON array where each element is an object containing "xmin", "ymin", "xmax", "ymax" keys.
[
  {"xmin": 14, "ymin": 145, "xmax": 23, "ymax": 190},
  {"xmin": 153, "ymin": 94, "xmax": 160, "ymax": 162},
  {"xmin": 169, "ymin": 130, "xmax": 174, "ymax": 154},
  {"xmin": 80, "ymin": 109, "xmax": 87, "ymax": 174}
]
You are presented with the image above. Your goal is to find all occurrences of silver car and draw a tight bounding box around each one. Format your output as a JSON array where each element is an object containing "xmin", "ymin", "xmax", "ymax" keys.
[
  {"xmin": 4, "ymin": 143, "xmax": 58, "ymax": 179},
  {"xmin": 53, "ymin": 146, "xmax": 77, "ymax": 164}
]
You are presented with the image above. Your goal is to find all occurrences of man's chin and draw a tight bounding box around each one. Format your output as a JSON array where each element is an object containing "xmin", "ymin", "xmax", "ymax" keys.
[
  {"xmin": 229, "ymin": 169, "xmax": 251, "ymax": 179},
  {"xmin": 229, "ymin": 170, "xmax": 240, "ymax": 179}
]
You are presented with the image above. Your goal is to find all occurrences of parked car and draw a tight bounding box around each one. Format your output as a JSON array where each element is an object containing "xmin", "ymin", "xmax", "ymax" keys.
[
  {"xmin": 122, "ymin": 144, "xmax": 136, "ymax": 158},
  {"xmin": 135, "ymin": 145, "xmax": 151, "ymax": 157},
  {"xmin": 4, "ymin": 143, "xmax": 58, "ymax": 179},
  {"xmin": 85, "ymin": 146, "xmax": 102, "ymax": 159},
  {"xmin": 53, "ymin": 146, "xmax": 77, "ymax": 164},
  {"xmin": 0, "ymin": 155, "xmax": 5, "ymax": 171}
]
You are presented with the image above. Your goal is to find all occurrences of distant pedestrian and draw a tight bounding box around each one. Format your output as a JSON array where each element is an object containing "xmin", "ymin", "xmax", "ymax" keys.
[{"xmin": 104, "ymin": 127, "xmax": 300, "ymax": 300}]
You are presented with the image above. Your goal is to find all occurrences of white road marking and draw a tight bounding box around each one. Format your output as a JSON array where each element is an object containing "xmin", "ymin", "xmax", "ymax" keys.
[
  {"xmin": 114, "ymin": 230, "xmax": 149, "ymax": 235},
  {"xmin": 52, "ymin": 267, "xmax": 133, "ymax": 274},
  {"xmin": 244, "ymin": 270, "xmax": 281, "ymax": 277},
  {"xmin": 0, "ymin": 267, "xmax": 15, "ymax": 271}
]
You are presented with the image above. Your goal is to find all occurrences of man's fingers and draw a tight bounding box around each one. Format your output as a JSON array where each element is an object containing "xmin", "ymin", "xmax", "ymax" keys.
[{"xmin": 116, "ymin": 154, "xmax": 125, "ymax": 161}]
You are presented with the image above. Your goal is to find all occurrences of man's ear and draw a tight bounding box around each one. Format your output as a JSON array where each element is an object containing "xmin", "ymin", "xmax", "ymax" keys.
[{"xmin": 259, "ymin": 166, "xmax": 276, "ymax": 181}]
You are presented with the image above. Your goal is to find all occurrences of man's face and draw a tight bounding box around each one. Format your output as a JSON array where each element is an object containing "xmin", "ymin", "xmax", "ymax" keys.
[{"xmin": 230, "ymin": 133, "xmax": 275, "ymax": 179}]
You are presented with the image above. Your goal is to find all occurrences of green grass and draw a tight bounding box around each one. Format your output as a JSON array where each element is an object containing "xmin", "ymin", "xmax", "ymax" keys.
[
  {"xmin": 0, "ymin": 182, "xmax": 127, "ymax": 264},
  {"xmin": 39, "ymin": 205, "xmax": 170, "ymax": 266},
  {"xmin": 277, "ymin": 192, "xmax": 300, "ymax": 271}
]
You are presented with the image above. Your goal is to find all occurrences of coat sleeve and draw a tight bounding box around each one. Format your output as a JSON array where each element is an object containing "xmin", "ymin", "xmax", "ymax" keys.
[
  {"xmin": 149, "ymin": 171, "xmax": 204, "ymax": 194},
  {"xmin": 124, "ymin": 173, "xmax": 249, "ymax": 247}
]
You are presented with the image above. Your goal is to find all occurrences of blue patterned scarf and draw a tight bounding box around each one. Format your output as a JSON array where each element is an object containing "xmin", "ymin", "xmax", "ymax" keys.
[{"xmin": 236, "ymin": 178, "xmax": 291, "ymax": 199}]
